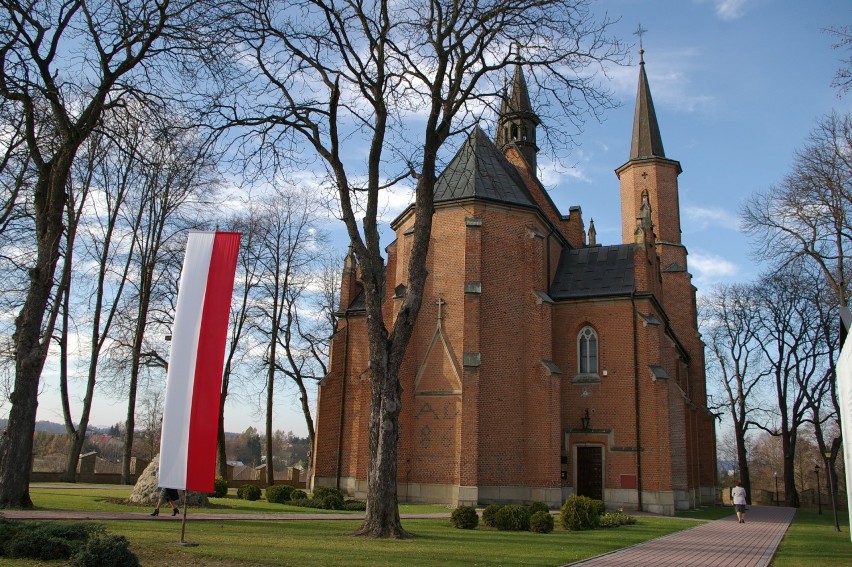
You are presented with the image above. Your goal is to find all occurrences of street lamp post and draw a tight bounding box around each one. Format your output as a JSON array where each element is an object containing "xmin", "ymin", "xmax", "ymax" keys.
[
  {"xmin": 814, "ymin": 465, "xmax": 822, "ymax": 515},
  {"xmin": 823, "ymin": 451, "xmax": 841, "ymax": 532},
  {"xmin": 774, "ymin": 472, "xmax": 778, "ymax": 506}
]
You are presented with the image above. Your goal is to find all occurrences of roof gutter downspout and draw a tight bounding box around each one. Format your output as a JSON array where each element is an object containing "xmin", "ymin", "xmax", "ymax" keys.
[
  {"xmin": 335, "ymin": 312, "xmax": 350, "ymax": 490},
  {"xmin": 631, "ymin": 292, "xmax": 643, "ymax": 511}
]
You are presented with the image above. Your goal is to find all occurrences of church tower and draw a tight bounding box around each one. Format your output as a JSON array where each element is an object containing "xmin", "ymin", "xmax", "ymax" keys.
[
  {"xmin": 615, "ymin": 47, "xmax": 686, "ymax": 277},
  {"xmin": 495, "ymin": 63, "xmax": 541, "ymax": 173}
]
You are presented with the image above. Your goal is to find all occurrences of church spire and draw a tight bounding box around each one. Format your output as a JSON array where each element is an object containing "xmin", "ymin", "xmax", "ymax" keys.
[
  {"xmin": 495, "ymin": 57, "xmax": 541, "ymax": 172},
  {"xmin": 616, "ymin": 30, "xmax": 683, "ymax": 248},
  {"xmin": 629, "ymin": 34, "xmax": 666, "ymax": 160}
]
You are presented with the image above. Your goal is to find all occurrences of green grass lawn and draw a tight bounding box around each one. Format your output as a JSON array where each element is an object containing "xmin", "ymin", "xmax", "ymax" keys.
[
  {"xmin": 12, "ymin": 485, "xmax": 850, "ymax": 566},
  {"xmin": 14, "ymin": 485, "xmax": 696, "ymax": 566},
  {"xmin": 771, "ymin": 508, "xmax": 851, "ymax": 567}
]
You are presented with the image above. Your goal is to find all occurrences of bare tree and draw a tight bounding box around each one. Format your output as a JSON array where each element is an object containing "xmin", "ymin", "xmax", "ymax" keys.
[
  {"xmin": 701, "ymin": 282, "xmax": 766, "ymax": 502},
  {"xmin": 0, "ymin": 0, "xmax": 219, "ymax": 508},
  {"xmin": 115, "ymin": 121, "xmax": 219, "ymax": 484},
  {"xmin": 741, "ymin": 111, "xmax": 852, "ymax": 508},
  {"xmin": 213, "ymin": 0, "xmax": 624, "ymax": 537},
  {"xmin": 216, "ymin": 210, "xmax": 265, "ymax": 479},
  {"xmin": 751, "ymin": 266, "xmax": 829, "ymax": 507},
  {"xmin": 826, "ymin": 25, "xmax": 852, "ymax": 96},
  {"xmin": 249, "ymin": 187, "xmax": 326, "ymax": 486}
]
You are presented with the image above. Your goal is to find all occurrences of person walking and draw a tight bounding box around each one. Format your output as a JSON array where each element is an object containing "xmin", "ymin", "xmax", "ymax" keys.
[
  {"xmin": 150, "ymin": 487, "xmax": 180, "ymax": 517},
  {"xmin": 732, "ymin": 481, "xmax": 747, "ymax": 524}
]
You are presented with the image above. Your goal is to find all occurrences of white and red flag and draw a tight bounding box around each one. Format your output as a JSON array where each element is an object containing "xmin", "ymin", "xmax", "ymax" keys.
[{"xmin": 159, "ymin": 231, "xmax": 240, "ymax": 493}]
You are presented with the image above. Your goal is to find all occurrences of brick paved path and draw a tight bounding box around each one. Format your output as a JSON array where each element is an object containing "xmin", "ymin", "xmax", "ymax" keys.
[{"xmin": 565, "ymin": 505, "xmax": 796, "ymax": 567}]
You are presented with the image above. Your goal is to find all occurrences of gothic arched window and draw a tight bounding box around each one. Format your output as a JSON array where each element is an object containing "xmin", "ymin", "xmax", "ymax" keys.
[{"xmin": 578, "ymin": 326, "xmax": 599, "ymax": 374}]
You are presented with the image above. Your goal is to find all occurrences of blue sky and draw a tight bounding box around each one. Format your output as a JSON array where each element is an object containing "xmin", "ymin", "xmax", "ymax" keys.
[
  {"xmin": 29, "ymin": 0, "xmax": 852, "ymax": 438},
  {"xmin": 556, "ymin": 0, "xmax": 852, "ymax": 291}
]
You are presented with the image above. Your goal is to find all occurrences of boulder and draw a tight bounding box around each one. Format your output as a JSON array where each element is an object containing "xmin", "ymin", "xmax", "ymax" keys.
[{"xmin": 129, "ymin": 454, "xmax": 209, "ymax": 507}]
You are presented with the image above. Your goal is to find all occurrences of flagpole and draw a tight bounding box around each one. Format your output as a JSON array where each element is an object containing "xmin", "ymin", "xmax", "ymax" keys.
[
  {"xmin": 180, "ymin": 490, "xmax": 188, "ymax": 543},
  {"xmin": 176, "ymin": 490, "xmax": 198, "ymax": 547}
]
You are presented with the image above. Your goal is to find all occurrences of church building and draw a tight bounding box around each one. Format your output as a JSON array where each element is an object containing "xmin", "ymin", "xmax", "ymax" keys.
[{"xmin": 311, "ymin": 50, "xmax": 718, "ymax": 515}]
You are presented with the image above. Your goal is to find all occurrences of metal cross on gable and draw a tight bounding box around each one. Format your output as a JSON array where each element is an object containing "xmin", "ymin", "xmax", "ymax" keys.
[{"xmin": 436, "ymin": 297, "xmax": 446, "ymax": 321}]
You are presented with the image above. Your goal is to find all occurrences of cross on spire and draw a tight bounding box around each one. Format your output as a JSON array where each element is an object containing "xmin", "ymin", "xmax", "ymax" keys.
[
  {"xmin": 634, "ymin": 23, "xmax": 648, "ymax": 63},
  {"xmin": 509, "ymin": 41, "xmax": 523, "ymax": 62}
]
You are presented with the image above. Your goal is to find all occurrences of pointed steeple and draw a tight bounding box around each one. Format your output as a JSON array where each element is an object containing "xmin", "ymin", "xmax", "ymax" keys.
[
  {"xmin": 495, "ymin": 61, "xmax": 541, "ymax": 172},
  {"xmin": 629, "ymin": 48, "xmax": 666, "ymax": 160}
]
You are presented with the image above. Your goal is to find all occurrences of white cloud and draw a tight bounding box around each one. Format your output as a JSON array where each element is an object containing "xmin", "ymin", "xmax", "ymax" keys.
[
  {"xmin": 683, "ymin": 205, "xmax": 740, "ymax": 231},
  {"xmin": 689, "ymin": 250, "xmax": 739, "ymax": 289},
  {"xmin": 603, "ymin": 49, "xmax": 716, "ymax": 115},
  {"xmin": 712, "ymin": 0, "xmax": 749, "ymax": 20}
]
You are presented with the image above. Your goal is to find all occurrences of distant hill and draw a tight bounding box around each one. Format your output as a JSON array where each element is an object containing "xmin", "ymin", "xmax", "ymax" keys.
[
  {"xmin": 0, "ymin": 418, "xmax": 244, "ymax": 438},
  {"xmin": 0, "ymin": 419, "xmax": 114, "ymax": 435}
]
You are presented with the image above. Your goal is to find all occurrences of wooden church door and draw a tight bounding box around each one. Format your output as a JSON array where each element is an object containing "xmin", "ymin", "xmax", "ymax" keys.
[{"xmin": 576, "ymin": 446, "xmax": 603, "ymax": 501}]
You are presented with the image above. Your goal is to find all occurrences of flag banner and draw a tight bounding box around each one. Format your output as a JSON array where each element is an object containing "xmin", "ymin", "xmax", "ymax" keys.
[
  {"xmin": 837, "ymin": 325, "xmax": 852, "ymax": 541},
  {"xmin": 159, "ymin": 231, "xmax": 240, "ymax": 493}
]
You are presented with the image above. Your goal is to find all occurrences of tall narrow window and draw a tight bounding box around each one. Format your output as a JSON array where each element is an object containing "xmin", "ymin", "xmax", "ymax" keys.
[{"xmin": 578, "ymin": 326, "xmax": 598, "ymax": 374}]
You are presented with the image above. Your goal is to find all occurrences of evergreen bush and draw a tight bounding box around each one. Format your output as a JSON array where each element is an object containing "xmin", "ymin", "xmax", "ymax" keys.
[
  {"xmin": 481, "ymin": 504, "xmax": 501, "ymax": 527},
  {"xmin": 560, "ymin": 495, "xmax": 602, "ymax": 531},
  {"xmin": 530, "ymin": 511, "xmax": 555, "ymax": 533},
  {"xmin": 312, "ymin": 486, "xmax": 344, "ymax": 510},
  {"xmin": 266, "ymin": 484, "xmax": 295, "ymax": 504},
  {"xmin": 237, "ymin": 484, "xmax": 262, "ymax": 501},
  {"xmin": 527, "ymin": 501, "xmax": 549, "ymax": 515},
  {"xmin": 212, "ymin": 476, "xmax": 228, "ymax": 498},
  {"xmin": 70, "ymin": 534, "xmax": 139, "ymax": 567},
  {"xmin": 290, "ymin": 489, "xmax": 307, "ymax": 500},
  {"xmin": 450, "ymin": 505, "xmax": 479, "ymax": 529},
  {"xmin": 1, "ymin": 521, "xmax": 97, "ymax": 560},
  {"xmin": 598, "ymin": 509, "xmax": 637, "ymax": 528},
  {"xmin": 493, "ymin": 504, "xmax": 531, "ymax": 531},
  {"xmin": 342, "ymin": 499, "xmax": 367, "ymax": 511}
]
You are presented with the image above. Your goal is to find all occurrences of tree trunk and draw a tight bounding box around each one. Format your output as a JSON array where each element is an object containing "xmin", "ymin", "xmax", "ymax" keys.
[
  {"xmin": 354, "ymin": 346, "xmax": 409, "ymax": 538},
  {"xmin": 734, "ymin": 425, "xmax": 752, "ymax": 504},
  {"xmin": 216, "ymin": 392, "xmax": 229, "ymax": 480},
  {"xmin": 782, "ymin": 433, "xmax": 800, "ymax": 507},
  {"xmin": 265, "ymin": 369, "xmax": 275, "ymax": 486},
  {"xmin": 122, "ymin": 262, "xmax": 153, "ymax": 484},
  {"xmin": 0, "ymin": 167, "xmax": 68, "ymax": 508}
]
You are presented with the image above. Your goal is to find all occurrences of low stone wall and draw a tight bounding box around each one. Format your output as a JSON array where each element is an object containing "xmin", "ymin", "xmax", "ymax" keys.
[{"xmin": 30, "ymin": 471, "xmax": 139, "ymax": 484}]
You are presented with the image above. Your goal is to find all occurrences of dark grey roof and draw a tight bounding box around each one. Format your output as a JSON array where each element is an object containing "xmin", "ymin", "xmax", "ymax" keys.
[
  {"xmin": 433, "ymin": 127, "xmax": 537, "ymax": 208},
  {"xmin": 630, "ymin": 55, "xmax": 666, "ymax": 160},
  {"xmin": 549, "ymin": 244, "xmax": 635, "ymax": 299}
]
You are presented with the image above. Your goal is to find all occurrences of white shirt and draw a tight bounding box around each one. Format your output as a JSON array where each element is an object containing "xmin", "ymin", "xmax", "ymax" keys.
[{"xmin": 732, "ymin": 486, "xmax": 747, "ymax": 505}]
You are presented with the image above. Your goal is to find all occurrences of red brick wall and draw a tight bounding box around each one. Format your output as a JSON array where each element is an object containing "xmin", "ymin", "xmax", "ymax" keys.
[{"xmin": 314, "ymin": 149, "xmax": 716, "ymax": 507}]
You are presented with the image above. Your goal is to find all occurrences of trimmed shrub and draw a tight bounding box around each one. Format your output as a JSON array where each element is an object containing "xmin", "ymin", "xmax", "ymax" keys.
[
  {"xmin": 312, "ymin": 486, "xmax": 343, "ymax": 500},
  {"xmin": 527, "ymin": 501, "xmax": 549, "ymax": 515},
  {"xmin": 530, "ymin": 511, "xmax": 555, "ymax": 534},
  {"xmin": 560, "ymin": 495, "xmax": 602, "ymax": 531},
  {"xmin": 314, "ymin": 492, "xmax": 344, "ymax": 510},
  {"xmin": 2, "ymin": 522, "xmax": 98, "ymax": 560},
  {"xmin": 237, "ymin": 484, "xmax": 262, "ymax": 501},
  {"xmin": 493, "ymin": 504, "xmax": 531, "ymax": 531},
  {"xmin": 481, "ymin": 504, "xmax": 501, "ymax": 527},
  {"xmin": 71, "ymin": 534, "xmax": 139, "ymax": 567},
  {"xmin": 312, "ymin": 486, "xmax": 344, "ymax": 510},
  {"xmin": 342, "ymin": 499, "xmax": 367, "ymax": 511},
  {"xmin": 599, "ymin": 509, "xmax": 637, "ymax": 528},
  {"xmin": 290, "ymin": 489, "xmax": 308, "ymax": 500},
  {"xmin": 266, "ymin": 484, "xmax": 295, "ymax": 504},
  {"xmin": 211, "ymin": 476, "xmax": 228, "ymax": 498},
  {"xmin": 450, "ymin": 506, "xmax": 479, "ymax": 530}
]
